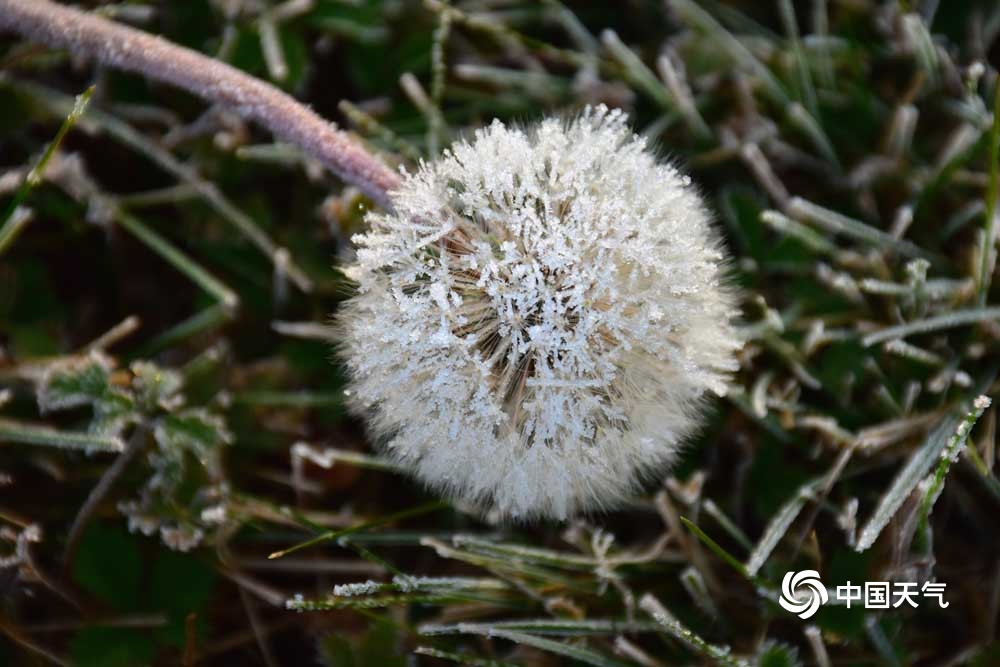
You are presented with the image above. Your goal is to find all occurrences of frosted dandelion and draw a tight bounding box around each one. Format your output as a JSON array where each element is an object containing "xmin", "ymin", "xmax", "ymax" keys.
[{"xmin": 337, "ymin": 105, "xmax": 741, "ymax": 520}]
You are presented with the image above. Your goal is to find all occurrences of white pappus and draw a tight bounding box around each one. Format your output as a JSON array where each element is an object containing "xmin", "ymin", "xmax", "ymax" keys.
[{"xmin": 336, "ymin": 105, "xmax": 741, "ymax": 520}]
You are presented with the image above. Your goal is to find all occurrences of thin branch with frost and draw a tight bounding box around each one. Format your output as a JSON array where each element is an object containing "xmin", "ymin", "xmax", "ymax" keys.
[{"xmin": 0, "ymin": 0, "xmax": 400, "ymax": 208}]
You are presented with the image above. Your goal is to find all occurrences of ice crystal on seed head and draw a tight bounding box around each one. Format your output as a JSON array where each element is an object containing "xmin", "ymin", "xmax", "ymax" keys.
[{"xmin": 337, "ymin": 105, "xmax": 740, "ymax": 520}]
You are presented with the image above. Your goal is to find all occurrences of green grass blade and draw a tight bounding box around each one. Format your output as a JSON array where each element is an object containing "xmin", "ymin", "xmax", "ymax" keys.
[
  {"xmin": 640, "ymin": 593, "xmax": 748, "ymax": 667},
  {"xmin": 414, "ymin": 647, "xmax": 521, "ymax": 667},
  {"xmin": 667, "ymin": 0, "xmax": 787, "ymax": 105},
  {"xmin": 0, "ymin": 417, "xmax": 123, "ymax": 452},
  {"xmin": 787, "ymin": 197, "xmax": 937, "ymax": 261},
  {"xmin": 861, "ymin": 306, "xmax": 1000, "ymax": 347},
  {"xmin": 131, "ymin": 303, "xmax": 233, "ymax": 357},
  {"xmin": 916, "ymin": 396, "xmax": 991, "ymax": 541},
  {"xmin": 268, "ymin": 501, "xmax": 447, "ymax": 560},
  {"xmin": 419, "ymin": 625, "xmax": 631, "ymax": 667},
  {"xmin": 115, "ymin": 211, "xmax": 239, "ymax": 310},
  {"xmin": 977, "ymin": 80, "xmax": 1000, "ymax": 304},
  {"xmin": 855, "ymin": 413, "xmax": 962, "ymax": 552},
  {"xmin": 421, "ymin": 619, "xmax": 659, "ymax": 637},
  {"xmin": 745, "ymin": 482, "xmax": 818, "ymax": 576},
  {"xmin": 0, "ymin": 85, "xmax": 93, "ymax": 256},
  {"xmin": 680, "ymin": 516, "xmax": 752, "ymax": 581}
]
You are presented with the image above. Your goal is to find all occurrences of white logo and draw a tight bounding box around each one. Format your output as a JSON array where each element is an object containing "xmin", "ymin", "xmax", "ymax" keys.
[{"xmin": 779, "ymin": 570, "xmax": 828, "ymax": 619}]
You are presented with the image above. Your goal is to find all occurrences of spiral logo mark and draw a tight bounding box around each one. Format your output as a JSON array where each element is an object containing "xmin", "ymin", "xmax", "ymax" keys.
[{"xmin": 779, "ymin": 570, "xmax": 828, "ymax": 619}]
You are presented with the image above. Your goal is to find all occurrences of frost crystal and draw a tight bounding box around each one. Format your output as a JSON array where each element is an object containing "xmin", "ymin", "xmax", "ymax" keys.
[{"xmin": 337, "ymin": 105, "xmax": 741, "ymax": 520}]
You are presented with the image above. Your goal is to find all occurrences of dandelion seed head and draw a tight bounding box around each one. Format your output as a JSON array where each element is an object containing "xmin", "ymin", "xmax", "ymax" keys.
[{"xmin": 337, "ymin": 105, "xmax": 741, "ymax": 520}]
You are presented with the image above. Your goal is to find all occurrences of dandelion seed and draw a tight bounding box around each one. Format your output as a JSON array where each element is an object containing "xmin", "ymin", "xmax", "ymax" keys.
[{"xmin": 336, "ymin": 105, "xmax": 741, "ymax": 520}]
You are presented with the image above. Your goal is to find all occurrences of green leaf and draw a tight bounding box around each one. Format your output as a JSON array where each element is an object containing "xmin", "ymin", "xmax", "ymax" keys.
[
  {"xmin": 91, "ymin": 386, "xmax": 139, "ymax": 438},
  {"xmin": 227, "ymin": 25, "xmax": 268, "ymax": 77},
  {"xmin": 347, "ymin": 30, "xmax": 431, "ymax": 96},
  {"xmin": 149, "ymin": 550, "xmax": 216, "ymax": 648},
  {"xmin": 70, "ymin": 627, "xmax": 154, "ymax": 667},
  {"xmin": 130, "ymin": 361, "xmax": 183, "ymax": 412},
  {"xmin": 0, "ymin": 87, "xmax": 32, "ymax": 141},
  {"xmin": 756, "ymin": 641, "xmax": 802, "ymax": 667},
  {"xmin": 308, "ymin": 0, "xmax": 390, "ymax": 46},
  {"xmin": 7, "ymin": 260, "xmax": 66, "ymax": 330},
  {"xmin": 154, "ymin": 408, "xmax": 232, "ymax": 460},
  {"xmin": 164, "ymin": 0, "xmax": 216, "ymax": 50},
  {"xmin": 971, "ymin": 641, "xmax": 1000, "ymax": 667},
  {"xmin": 37, "ymin": 354, "xmax": 139, "ymax": 438},
  {"xmin": 317, "ymin": 619, "xmax": 404, "ymax": 667},
  {"xmin": 747, "ymin": 438, "xmax": 811, "ymax": 517},
  {"xmin": 319, "ymin": 634, "xmax": 358, "ymax": 667},
  {"xmin": 815, "ymin": 549, "xmax": 869, "ymax": 639},
  {"xmin": 38, "ymin": 354, "xmax": 112, "ymax": 413},
  {"xmin": 359, "ymin": 618, "xmax": 406, "ymax": 667},
  {"xmin": 718, "ymin": 186, "xmax": 767, "ymax": 260},
  {"xmin": 278, "ymin": 24, "xmax": 310, "ymax": 90},
  {"xmin": 72, "ymin": 522, "xmax": 142, "ymax": 611},
  {"xmin": 10, "ymin": 324, "xmax": 60, "ymax": 357},
  {"xmin": 812, "ymin": 341, "xmax": 868, "ymax": 411}
]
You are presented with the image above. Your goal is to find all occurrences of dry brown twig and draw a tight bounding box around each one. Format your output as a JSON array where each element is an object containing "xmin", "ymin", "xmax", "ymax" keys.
[{"xmin": 0, "ymin": 0, "xmax": 401, "ymax": 208}]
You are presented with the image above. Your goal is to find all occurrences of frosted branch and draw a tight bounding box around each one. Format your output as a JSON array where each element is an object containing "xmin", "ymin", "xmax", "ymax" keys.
[{"xmin": 0, "ymin": 0, "xmax": 400, "ymax": 208}]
